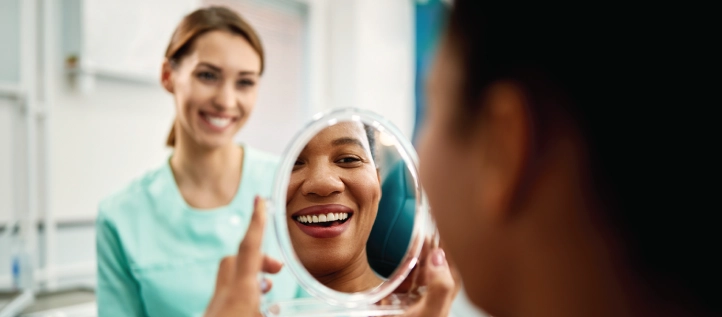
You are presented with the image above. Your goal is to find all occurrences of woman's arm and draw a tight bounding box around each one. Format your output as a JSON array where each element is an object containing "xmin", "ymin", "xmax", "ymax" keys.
[{"xmin": 96, "ymin": 210, "xmax": 147, "ymax": 317}]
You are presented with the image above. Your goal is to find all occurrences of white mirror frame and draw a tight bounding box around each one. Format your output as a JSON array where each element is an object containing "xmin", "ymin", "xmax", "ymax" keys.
[{"xmin": 270, "ymin": 107, "xmax": 430, "ymax": 307}]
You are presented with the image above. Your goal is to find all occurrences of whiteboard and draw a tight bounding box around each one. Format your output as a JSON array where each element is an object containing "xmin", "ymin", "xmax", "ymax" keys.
[{"xmin": 82, "ymin": 0, "xmax": 201, "ymax": 79}]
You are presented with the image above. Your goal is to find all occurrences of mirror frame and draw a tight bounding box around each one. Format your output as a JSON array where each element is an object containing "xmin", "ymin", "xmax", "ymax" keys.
[{"xmin": 269, "ymin": 108, "xmax": 430, "ymax": 307}]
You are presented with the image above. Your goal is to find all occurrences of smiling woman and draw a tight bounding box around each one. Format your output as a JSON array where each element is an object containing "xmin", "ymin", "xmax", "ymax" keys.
[
  {"xmin": 95, "ymin": 6, "xmax": 302, "ymax": 317},
  {"xmin": 286, "ymin": 122, "xmax": 385, "ymax": 293},
  {"xmin": 162, "ymin": 6, "xmax": 264, "ymax": 149}
]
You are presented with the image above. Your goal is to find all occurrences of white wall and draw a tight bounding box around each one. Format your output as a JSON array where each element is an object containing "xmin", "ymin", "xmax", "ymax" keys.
[
  {"xmin": 82, "ymin": 0, "xmax": 199, "ymax": 79},
  {"xmin": 353, "ymin": 0, "xmax": 415, "ymax": 138},
  {"xmin": 50, "ymin": 80, "xmax": 175, "ymax": 222},
  {"xmin": 325, "ymin": 0, "xmax": 415, "ymax": 139}
]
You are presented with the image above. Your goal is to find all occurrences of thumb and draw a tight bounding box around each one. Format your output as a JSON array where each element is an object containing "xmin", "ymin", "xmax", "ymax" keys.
[{"xmin": 421, "ymin": 249, "xmax": 456, "ymax": 317}]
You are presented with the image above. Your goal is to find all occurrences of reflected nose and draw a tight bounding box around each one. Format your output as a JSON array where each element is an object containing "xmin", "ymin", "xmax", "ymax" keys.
[
  {"xmin": 212, "ymin": 83, "xmax": 236, "ymax": 111},
  {"xmin": 301, "ymin": 163, "xmax": 344, "ymax": 197}
]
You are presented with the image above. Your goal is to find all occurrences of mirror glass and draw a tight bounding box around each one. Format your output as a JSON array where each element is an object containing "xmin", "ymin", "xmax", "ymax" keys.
[
  {"xmin": 269, "ymin": 108, "xmax": 428, "ymax": 314},
  {"xmin": 284, "ymin": 121, "xmax": 416, "ymax": 293}
]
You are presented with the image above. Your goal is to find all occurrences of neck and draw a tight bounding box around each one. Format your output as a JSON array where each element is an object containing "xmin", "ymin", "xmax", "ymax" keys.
[
  {"xmin": 315, "ymin": 250, "xmax": 383, "ymax": 293},
  {"xmin": 169, "ymin": 126, "xmax": 243, "ymax": 207},
  {"xmin": 171, "ymin": 143, "xmax": 242, "ymax": 185}
]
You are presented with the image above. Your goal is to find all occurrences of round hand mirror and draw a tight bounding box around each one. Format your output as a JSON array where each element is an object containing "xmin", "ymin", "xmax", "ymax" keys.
[{"xmin": 266, "ymin": 108, "xmax": 432, "ymax": 316}]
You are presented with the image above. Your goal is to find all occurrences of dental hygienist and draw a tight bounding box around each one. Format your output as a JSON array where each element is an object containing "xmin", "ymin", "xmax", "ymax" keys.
[{"xmin": 96, "ymin": 7, "xmax": 300, "ymax": 316}]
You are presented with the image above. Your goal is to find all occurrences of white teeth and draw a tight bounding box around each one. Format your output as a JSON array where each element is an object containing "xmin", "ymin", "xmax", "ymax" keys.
[
  {"xmin": 296, "ymin": 212, "xmax": 350, "ymax": 223},
  {"xmin": 204, "ymin": 114, "xmax": 232, "ymax": 128}
]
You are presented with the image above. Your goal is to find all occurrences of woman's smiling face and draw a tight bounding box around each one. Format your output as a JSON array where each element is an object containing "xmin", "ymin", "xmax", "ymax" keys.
[
  {"xmin": 162, "ymin": 30, "xmax": 261, "ymax": 149},
  {"xmin": 286, "ymin": 122, "xmax": 381, "ymax": 279}
]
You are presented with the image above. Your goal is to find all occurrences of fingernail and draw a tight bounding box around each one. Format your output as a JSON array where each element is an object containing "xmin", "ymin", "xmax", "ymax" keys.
[
  {"xmin": 254, "ymin": 196, "xmax": 259, "ymax": 207},
  {"xmin": 431, "ymin": 249, "xmax": 446, "ymax": 267},
  {"xmin": 260, "ymin": 279, "xmax": 268, "ymax": 292}
]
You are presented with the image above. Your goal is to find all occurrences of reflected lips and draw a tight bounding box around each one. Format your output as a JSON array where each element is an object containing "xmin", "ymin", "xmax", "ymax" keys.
[{"xmin": 291, "ymin": 204, "xmax": 353, "ymax": 239}]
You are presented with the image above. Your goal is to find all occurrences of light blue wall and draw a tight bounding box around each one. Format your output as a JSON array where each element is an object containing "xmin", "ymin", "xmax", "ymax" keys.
[
  {"xmin": 0, "ymin": 0, "xmax": 20, "ymax": 83},
  {"xmin": 61, "ymin": 0, "xmax": 82, "ymax": 60}
]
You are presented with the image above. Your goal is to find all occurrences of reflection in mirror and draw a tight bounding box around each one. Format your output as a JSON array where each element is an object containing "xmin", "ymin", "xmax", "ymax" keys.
[{"xmin": 285, "ymin": 121, "xmax": 415, "ymax": 293}]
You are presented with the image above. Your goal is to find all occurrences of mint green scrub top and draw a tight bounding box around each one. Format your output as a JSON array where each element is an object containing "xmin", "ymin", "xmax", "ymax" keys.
[{"xmin": 96, "ymin": 146, "xmax": 304, "ymax": 316}]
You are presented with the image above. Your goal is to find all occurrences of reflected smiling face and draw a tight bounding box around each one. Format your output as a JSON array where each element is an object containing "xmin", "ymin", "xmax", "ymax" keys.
[{"xmin": 286, "ymin": 122, "xmax": 381, "ymax": 281}]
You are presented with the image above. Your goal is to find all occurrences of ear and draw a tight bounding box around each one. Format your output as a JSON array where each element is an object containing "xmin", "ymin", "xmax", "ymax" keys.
[
  {"xmin": 160, "ymin": 59, "xmax": 175, "ymax": 94},
  {"xmin": 472, "ymin": 81, "xmax": 531, "ymax": 222}
]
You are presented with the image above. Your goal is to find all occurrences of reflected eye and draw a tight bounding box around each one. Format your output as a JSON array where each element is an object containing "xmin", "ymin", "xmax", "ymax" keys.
[
  {"xmin": 336, "ymin": 156, "xmax": 363, "ymax": 166},
  {"xmin": 196, "ymin": 71, "xmax": 218, "ymax": 82},
  {"xmin": 293, "ymin": 159, "xmax": 305, "ymax": 171}
]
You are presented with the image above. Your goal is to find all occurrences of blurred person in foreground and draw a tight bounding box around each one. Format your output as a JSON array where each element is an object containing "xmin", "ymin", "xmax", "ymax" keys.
[{"xmin": 205, "ymin": 1, "xmax": 718, "ymax": 317}]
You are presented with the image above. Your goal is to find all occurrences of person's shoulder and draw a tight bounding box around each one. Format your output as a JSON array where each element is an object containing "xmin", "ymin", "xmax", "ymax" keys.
[
  {"xmin": 97, "ymin": 164, "xmax": 168, "ymax": 223},
  {"xmin": 242, "ymin": 146, "xmax": 282, "ymax": 195}
]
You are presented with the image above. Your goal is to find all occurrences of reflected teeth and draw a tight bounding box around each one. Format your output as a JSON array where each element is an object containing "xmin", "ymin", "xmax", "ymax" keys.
[
  {"xmin": 203, "ymin": 114, "xmax": 232, "ymax": 128},
  {"xmin": 297, "ymin": 213, "xmax": 349, "ymax": 223}
]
